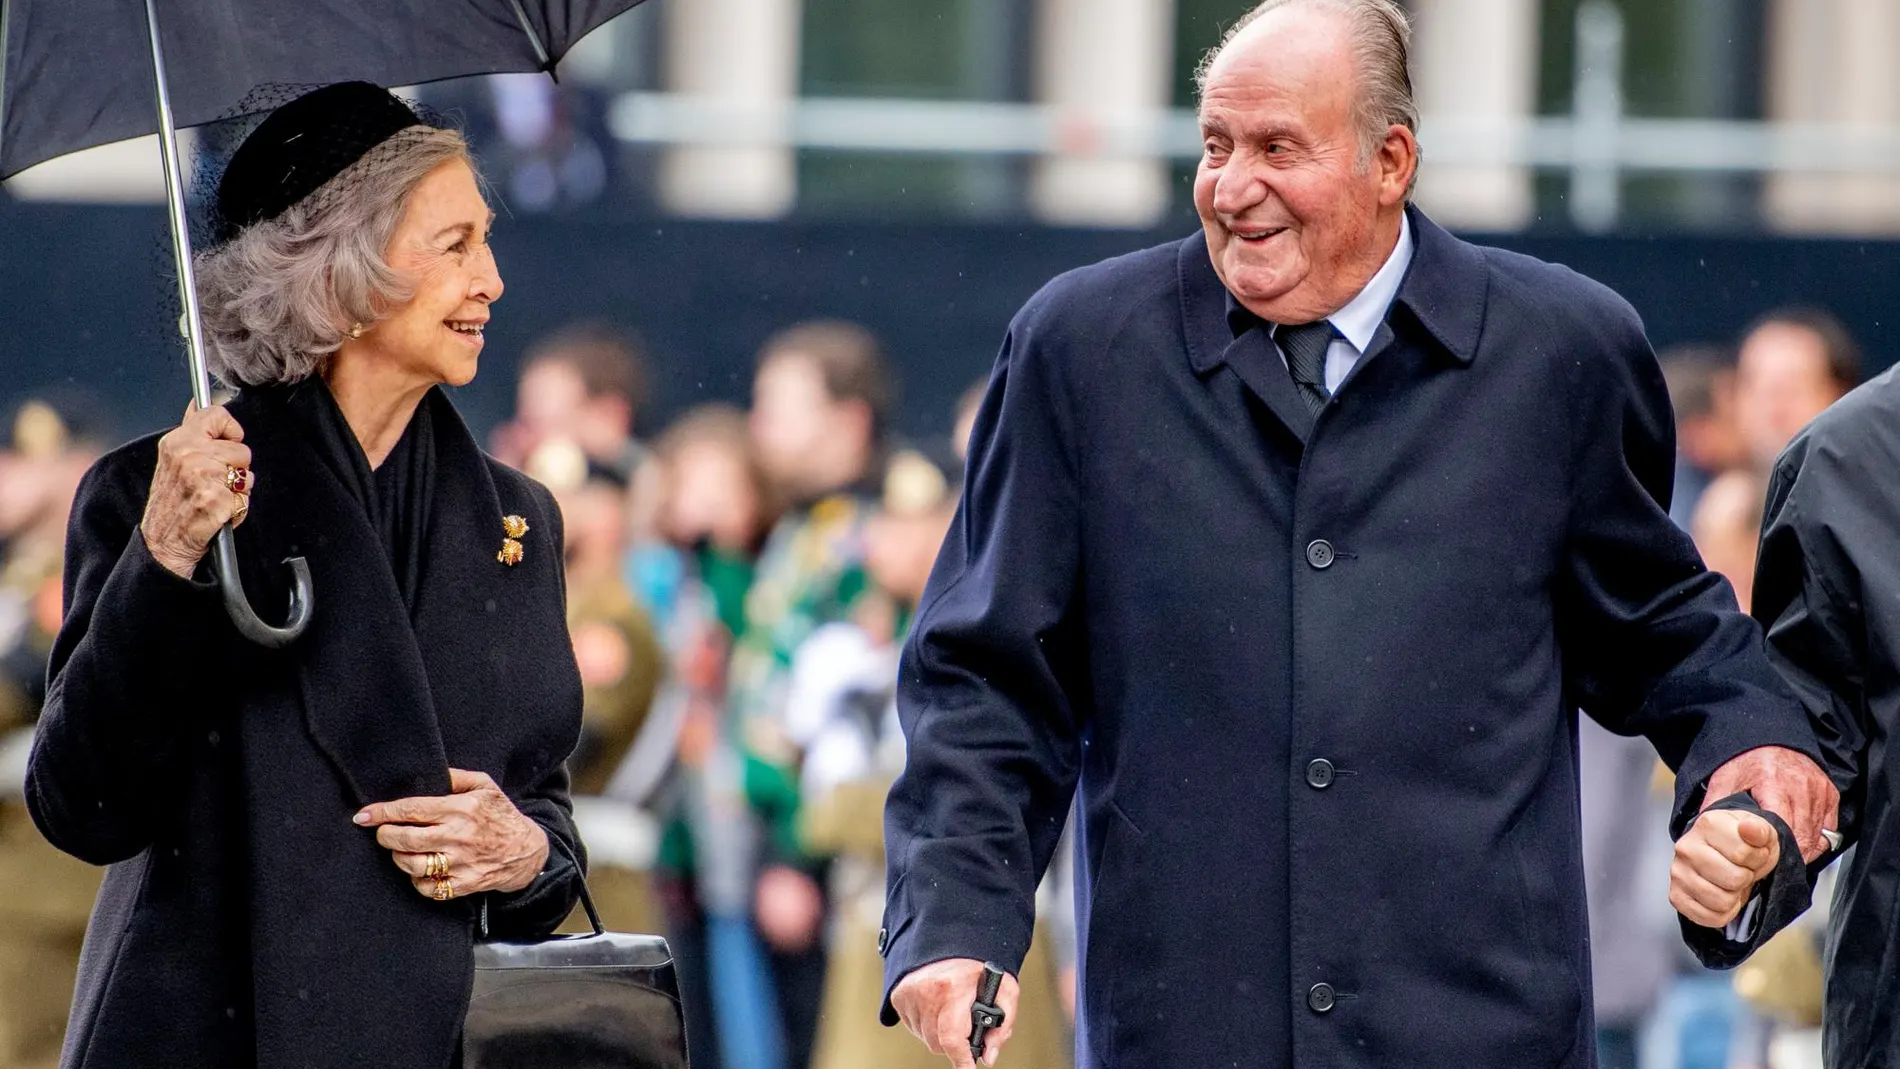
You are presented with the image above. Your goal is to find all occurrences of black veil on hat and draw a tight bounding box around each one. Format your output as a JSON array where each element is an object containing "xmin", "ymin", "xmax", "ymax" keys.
[{"xmin": 206, "ymin": 81, "xmax": 443, "ymax": 243}]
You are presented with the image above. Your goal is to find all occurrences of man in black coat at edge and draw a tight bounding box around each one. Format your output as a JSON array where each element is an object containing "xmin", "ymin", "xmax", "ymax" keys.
[
  {"xmin": 877, "ymin": 2, "xmax": 1840, "ymax": 1067},
  {"xmin": 1742, "ymin": 356, "xmax": 1900, "ymax": 1067}
]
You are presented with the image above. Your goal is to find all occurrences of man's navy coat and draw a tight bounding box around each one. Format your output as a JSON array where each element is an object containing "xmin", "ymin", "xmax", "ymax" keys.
[{"xmin": 880, "ymin": 208, "xmax": 1819, "ymax": 1068}]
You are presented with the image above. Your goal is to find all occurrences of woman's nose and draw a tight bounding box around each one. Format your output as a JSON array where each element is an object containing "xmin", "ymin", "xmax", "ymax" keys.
[{"xmin": 473, "ymin": 245, "xmax": 503, "ymax": 304}]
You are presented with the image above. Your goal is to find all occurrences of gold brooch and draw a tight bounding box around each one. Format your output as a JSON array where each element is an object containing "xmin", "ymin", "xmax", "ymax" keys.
[{"xmin": 498, "ymin": 514, "xmax": 529, "ymax": 566}]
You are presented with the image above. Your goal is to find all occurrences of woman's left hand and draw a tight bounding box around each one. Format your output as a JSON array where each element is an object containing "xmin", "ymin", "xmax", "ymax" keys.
[{"xmin": 354, "ymin": 768, "xmax": 550, "ymax": 900}]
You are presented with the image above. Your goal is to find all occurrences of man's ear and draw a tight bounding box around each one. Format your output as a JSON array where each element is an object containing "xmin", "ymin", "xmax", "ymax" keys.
[{"xmin": 1378, "ymin": 124, "xmax": 1419, "ymax": 207}]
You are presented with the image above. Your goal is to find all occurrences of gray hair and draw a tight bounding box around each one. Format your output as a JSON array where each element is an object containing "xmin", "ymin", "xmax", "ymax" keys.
[
  {"xmin": 1195, "ymin": 0, "xmax": 1419, "ymax": 193},
  {"xmin": 193, "ymin": 126, "xmax": 471, "ymax": 387}
]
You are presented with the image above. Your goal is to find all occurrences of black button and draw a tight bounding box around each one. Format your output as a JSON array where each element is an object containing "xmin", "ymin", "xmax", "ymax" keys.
[
  {"xmin": 1306, "ymin": 759, "xmax": 1335, "ymax": 789},
  {"xmin": 1305, "ymin": 540, "xmax": 1336, "ymax": 569},
  {"xmin": 877, "ymin": 927, "xmax": 890, "ymax": 955},
  {"xmin": 1308, "ymin": 983, "xmax": 1336, "ymax": 1013}
]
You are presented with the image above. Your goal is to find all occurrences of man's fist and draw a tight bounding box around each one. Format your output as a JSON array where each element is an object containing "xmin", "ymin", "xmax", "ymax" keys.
[
  {"xmin": 891, "ymin": 958, "xmax": 1021, "ymax": 1067},
  {"xmin": 1671, "ymin": 808, "xmax": 1779, "ymax": 929}
]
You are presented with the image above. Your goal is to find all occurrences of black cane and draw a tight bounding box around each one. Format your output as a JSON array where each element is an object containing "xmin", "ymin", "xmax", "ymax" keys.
[{"xmin": 969, "ymin": 962, "xmax": 1006, "ymax": 1062}]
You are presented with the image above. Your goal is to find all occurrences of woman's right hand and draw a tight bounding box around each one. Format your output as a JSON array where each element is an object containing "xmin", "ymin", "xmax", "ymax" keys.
[{"xmin": 140, "ymin": 402, "xmax": 254, "ymax": 579}]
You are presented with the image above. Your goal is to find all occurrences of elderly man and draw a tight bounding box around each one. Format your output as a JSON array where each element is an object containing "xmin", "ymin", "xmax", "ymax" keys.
[{"xmin": 878, "ymin": 2, "xmax": 1836, "ymax": 1067}]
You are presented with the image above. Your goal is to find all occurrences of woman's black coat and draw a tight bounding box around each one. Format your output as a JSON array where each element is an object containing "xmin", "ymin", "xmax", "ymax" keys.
[{"xmin": 26, "ymin": 384, "xmax": 586, "ymax": 1069}]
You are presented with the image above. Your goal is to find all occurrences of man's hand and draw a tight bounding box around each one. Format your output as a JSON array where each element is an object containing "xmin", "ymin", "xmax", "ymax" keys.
[
  {"xmin": 1704, "ymin": 745, "xmax": 1839, "ymax": 862},
  {"xmin": 892, "ymin": 958, "xmax": 1021, "ymax": 1067},
  {"xmin": 1672, "ymin": 808, "xmax": 1778, "ymax": 928}
]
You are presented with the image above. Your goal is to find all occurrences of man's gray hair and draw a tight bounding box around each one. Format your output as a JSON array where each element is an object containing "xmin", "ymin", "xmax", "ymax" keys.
[
  {"xmin": 1195, "ymin": 0, "xmax": 1419, "ymax": 190},
  {"xmin": 193, "ymin": 126, "xmax": 471, "ymax": 387}
]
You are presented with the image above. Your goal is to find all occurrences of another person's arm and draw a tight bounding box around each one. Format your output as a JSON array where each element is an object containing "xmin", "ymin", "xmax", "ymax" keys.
[
  {"xmin": 883, "ymin": 313, "xmax": 1087, "ymax": 1067},
  {"xmin": 1550, "ymin": 286, "xmax": 1833, "ymax": 957}
]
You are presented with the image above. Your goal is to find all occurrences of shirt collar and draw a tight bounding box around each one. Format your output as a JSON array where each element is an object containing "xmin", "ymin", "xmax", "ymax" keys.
[{"xmin": 1223, "ymin": 212, "xmax": 1416, "ymax": 353}]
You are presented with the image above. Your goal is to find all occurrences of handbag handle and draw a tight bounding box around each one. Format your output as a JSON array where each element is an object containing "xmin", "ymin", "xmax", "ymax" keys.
[{"xmin": 477, "ymin": 829, "xmax": 604, "ymax": 939}]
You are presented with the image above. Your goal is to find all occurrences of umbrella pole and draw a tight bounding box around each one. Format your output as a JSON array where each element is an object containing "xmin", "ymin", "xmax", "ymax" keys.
[{"xmin": 143, "ymin": 0, "xmax": 313, "ymax": 648}]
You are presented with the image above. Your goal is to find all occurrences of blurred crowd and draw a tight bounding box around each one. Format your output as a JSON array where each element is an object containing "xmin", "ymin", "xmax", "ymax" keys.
[{"xmin": 0, "ymin": 303, "xmax": 1867, "ymax": 1069}]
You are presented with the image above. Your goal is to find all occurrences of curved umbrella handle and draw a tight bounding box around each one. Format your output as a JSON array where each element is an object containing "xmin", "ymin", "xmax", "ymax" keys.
[{"xmin": 210, "ymin": 528, "xmax": 313, "ymax": 648}]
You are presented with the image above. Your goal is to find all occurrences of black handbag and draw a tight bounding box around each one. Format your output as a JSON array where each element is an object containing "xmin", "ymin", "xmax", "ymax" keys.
[{"xmin": 464, "ymin": 840, "xmax": 689, "ymax": 1069}]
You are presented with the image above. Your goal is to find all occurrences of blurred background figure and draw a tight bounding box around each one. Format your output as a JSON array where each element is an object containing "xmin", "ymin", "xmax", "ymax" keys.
[
  {"xmin": 0, "ymin": 398, "xmax": 105, "ymax": 1069},
  {"xmin": 1659, "ymin": 344, "xmax": 1749, "ymax": 529},
  {"xmin": 492, "ymin": 321, "xmax": 651, "ymax": 480},
  {"xmin": 1581, "ymin": 715, "xmax": 1676, "ymax": 1069},
  {"xmin": 788, "ymin": 439, "xmax": 1073, "ymax": 1069},
  {"xmin": 1690, "ymin": 471, "xmax": 1768, "ymax": 618},
  {"xmin": 644, "ymin": 404, "xmax": 778, "ymax": 1069},
  {"xmin": 729, "ymin": 319, "xmax": 891, "ymax": 1069},
  {"xmin": 527, "ymin": 437, "xmax": 668, "ymax": 938},
  {"xmin": 1734, "ymin": 309, "xmax": 1861, "ymax": 474}
]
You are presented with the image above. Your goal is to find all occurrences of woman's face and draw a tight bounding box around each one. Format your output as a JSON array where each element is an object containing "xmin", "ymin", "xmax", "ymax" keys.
[{"xmin": 358, "ymin": 158, "xmax": 502, "ymax": 388}]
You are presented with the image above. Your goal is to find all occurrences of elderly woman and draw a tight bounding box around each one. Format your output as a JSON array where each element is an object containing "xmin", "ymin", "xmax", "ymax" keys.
[{"xmin": 26, "ymin": 82, "xmax": 585, "ymax": 1069}]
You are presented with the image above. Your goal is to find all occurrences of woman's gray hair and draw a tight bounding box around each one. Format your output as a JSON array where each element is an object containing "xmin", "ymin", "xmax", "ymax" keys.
[
  {"xmin": 194, "ymin": 125, "xmax": 471, "ymax": 387},
  {"xmin": 1194, "ymin": 0, "xmax": 1419, "ymax": 193}
]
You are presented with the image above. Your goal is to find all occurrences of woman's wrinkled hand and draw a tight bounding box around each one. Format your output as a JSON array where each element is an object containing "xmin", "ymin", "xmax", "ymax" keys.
[
  {"xmin": 141, "ymin": 402, "xmax": 254, "ymax": 578},
  {"xmin": 354, "ymin": 768, "xmax": 550, "ymax": 900}
]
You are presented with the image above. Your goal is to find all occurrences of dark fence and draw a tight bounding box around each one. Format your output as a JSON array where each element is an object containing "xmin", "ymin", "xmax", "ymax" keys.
[{"xmin": 2, "ymin": 198, "xmax": 1895, "ymax": 448}]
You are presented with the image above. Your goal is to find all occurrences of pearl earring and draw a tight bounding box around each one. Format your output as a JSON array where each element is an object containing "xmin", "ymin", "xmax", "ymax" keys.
[{"xmin": 347, "ymin": 322, "xmax": 365, "ymax": 339}]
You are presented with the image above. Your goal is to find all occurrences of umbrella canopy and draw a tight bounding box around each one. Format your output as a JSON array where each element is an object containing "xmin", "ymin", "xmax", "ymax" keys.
[{"xmin": 0, "ymin": 0, "xmax": 646, "ymax": 178}]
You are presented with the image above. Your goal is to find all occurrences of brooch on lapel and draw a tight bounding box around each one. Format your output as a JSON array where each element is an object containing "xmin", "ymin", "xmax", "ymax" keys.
[{"xmin": 498, "ymin": 515, "xmax": 529, "ymax": 566}]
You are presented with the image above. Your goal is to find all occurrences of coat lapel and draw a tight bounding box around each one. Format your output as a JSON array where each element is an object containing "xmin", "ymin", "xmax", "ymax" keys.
[{"xmin": 1175, "ymin": 231, "xmax": 1314, "ymax": 446}]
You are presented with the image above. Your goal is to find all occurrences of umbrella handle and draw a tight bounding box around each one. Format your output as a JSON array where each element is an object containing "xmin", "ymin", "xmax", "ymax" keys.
[{"xmin": 210, "ymin": 529, "xmax": 312, "ymax": 649}]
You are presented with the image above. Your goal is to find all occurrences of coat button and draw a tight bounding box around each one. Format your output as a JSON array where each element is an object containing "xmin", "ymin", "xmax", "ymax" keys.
[
  {"xmin": 1308, "ymin": 983, "xmax": 1336, "ymax": 1013},
  {"xmin": 877, "ymin": 927, "xmax": 890, "ymax": 955},
  {"xmin": 1306, "ymin": 759, "xmax": 1335, "ymax": 789},
  {"xmin": 1305, "ymin": 540, "xmax": 1336, "ymax": 569}
]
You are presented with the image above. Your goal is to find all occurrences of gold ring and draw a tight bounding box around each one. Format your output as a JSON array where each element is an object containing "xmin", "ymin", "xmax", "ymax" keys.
[
  {"xmin": 425, "ymin": 852, "xmax": 450, "ymax": 879},
  {"xmin": 224, "ymin": 466, "xmax": 251, "ymax": 494},
  {"xmin": 230, "ymin": 492, "xmax": 249, "ymax": 524},
  {"xmin": 432, "ymin": 875, "xmax": 455, "ymax": 902}
]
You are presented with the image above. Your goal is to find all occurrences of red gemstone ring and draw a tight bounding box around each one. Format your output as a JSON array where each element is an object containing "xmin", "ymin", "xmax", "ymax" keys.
[{"xmin": 225, "ymin": 466, "xmax": 251, "ymax": 495}]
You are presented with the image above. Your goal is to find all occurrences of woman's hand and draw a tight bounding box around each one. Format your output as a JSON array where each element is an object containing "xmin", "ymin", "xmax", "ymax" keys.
[
  {"xmin": 141, "ymin": 402, "xmax": 254, "ymax": 578},
  {"xmin": 354, "ymin": 768, "xmax": 551, "ymax": 900}
]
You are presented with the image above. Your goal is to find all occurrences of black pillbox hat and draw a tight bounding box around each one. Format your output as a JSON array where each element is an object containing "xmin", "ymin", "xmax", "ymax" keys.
[{"xmin": 216, "ymin": 82, "xmax": 422, "ymax": 240}]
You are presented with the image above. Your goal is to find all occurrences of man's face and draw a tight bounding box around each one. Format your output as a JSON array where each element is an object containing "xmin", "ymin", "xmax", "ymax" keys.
[
  {"xmin": 517, "ymin": 361, "xmax": 589, "ymax": 438},
  {"xmin": 1193, "ymin": 6, "xmax": 1413, "ymax": 324},
  {"xmin": 1735, "ymin": 323, "xmax": 1844, "ymax": 469},
  {"xmin": 750, "ymin": 353, "xmax": 839, "ymax": 491}
]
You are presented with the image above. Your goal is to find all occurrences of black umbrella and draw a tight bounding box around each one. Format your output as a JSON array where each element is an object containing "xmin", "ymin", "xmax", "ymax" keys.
[{"xmin": 0, "ymin": 0, "xmax": 652, "ymax": 645}]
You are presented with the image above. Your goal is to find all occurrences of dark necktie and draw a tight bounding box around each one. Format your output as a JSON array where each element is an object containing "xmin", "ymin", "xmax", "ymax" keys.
[{"xmin": 1276, "ymin": 321, "xmax": 1337, "ymax": 416}]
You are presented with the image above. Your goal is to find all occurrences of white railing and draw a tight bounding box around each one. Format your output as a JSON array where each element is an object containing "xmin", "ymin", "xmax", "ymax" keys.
[{"xmin": 607, "ymin": 92, "xmax": 1900, "ymax": 175}]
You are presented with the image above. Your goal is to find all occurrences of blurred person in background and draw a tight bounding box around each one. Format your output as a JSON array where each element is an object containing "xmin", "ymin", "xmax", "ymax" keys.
[
  {"xmin": 951, "ymin": 377, "xmax": 986, "ymax": 466},
  {"xmin": 1639, "ymin": 468, "xmax": 1776, "ymax": 1069},
  {"xmin": 1734, "ymin": 308, "xmax": 1860, "ymax": 474},
  {"xmin": 490, "ymin": 320, "xmax": 650, "ymax": 479},
  {"xmin": 788, "ymin": 443, "xmax": 1073, "ymax": 1069},
  {"xmin": 1581, "ymin": 711, "xmax": 1677, "ymax": 1069},
  {"xmin": 644, "ymin": 405, "xmax": 778, "ymax": 1069},
  {"xmin": 1660, "ymin": 344, "xmax": 1749, "ymax": 529},
  {"xmin": 733, "ymin": 319, "xmax": 892, "ymax": 1069},
  {"xmin": 0, "ymin": 399, "xmax": 106, "ymax": 1069},
  {"xmin": 525, "ymin": 437, "xmax": 667, "ymax": 938}
]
